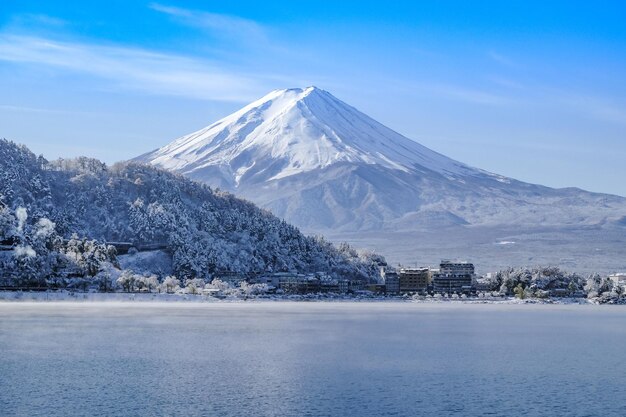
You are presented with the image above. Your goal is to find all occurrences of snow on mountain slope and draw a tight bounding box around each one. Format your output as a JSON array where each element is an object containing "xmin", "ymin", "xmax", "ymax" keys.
[
  {"xmin": 136, "ymin": 87, "xmax": 626, "ymax": 234},
  {"xmin": 139, "ymin": 87, "xmax": 488, "ymax": 182}
]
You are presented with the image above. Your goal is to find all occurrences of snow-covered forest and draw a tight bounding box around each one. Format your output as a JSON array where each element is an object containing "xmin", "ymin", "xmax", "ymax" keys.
[
  {"xmin": 0, "ymin": 139, "xmax": 385, "ymax": 289},
  {"xmin": 477, "ymin": 266, "xmax": 623, "ymax": 303}
]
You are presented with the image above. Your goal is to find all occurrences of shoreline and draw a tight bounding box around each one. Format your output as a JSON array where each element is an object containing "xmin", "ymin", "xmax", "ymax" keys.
[{"xmin": 0, "ymin": 290, "xmax": 602, "ymax": 305}]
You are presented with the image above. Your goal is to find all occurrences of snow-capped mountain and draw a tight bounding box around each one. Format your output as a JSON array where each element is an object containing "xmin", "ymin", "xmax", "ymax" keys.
[
  {"xmin": 137, "ymin": 86, "xmax": 626, "ymax": 236},
  {"xmin": 141, "ymin": 86, "xmax": 480, "ymax": 186}
]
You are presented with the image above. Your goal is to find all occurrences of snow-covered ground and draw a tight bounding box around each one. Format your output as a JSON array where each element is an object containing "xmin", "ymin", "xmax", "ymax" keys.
[
  {"xmin": 0, "ymin": 291, "xmax": 596, "ymax": 305},
  {"xmin": 118, "ymin": 250, "xmax": 173, "ymax": 275}
]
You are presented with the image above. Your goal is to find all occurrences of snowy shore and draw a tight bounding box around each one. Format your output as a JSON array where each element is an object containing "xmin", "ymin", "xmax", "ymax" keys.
[{"xmin": 0, "ymin": 290, "xmax": 598, "ymax": 304}]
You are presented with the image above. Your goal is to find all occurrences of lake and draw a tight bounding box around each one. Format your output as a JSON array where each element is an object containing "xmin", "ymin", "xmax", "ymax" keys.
[{"xmin": 1, "ymin": 302, "xmax": 625, "ymax": 416}]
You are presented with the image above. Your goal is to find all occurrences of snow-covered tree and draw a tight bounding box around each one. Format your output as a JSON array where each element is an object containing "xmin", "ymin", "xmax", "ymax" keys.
[
  {"xmin": 117, "ymin": 270, "xmax": 137, "ymax": 292},
  {"xmin": 140, "ymin": 275, "xmax": 159, "ymax": 292},
  {"xmin": 184, "ymin": 278, "xmax": 205, "ymax": 295},
  {"xmin": 159, "ymin": 276, "xmax": 181, "ymax": 293},
  {"xmin": 0, "ymin": 138, "xmax": 385, "ymax": 286}
]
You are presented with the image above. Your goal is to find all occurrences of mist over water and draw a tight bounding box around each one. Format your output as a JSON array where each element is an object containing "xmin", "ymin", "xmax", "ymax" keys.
[{"xmin": 1, "ymin": 302, "xmax": 625, "ymax": 416}]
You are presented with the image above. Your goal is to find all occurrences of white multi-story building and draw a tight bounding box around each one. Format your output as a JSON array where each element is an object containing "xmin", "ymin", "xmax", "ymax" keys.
[{"xmin": 432, "ymin": 260, "xmax": 475, "ymax": 294}]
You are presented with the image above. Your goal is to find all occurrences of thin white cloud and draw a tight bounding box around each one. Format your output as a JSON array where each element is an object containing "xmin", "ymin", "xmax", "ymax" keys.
[
  {"xmin": 0, "ymin": 104, "xmax": 79, "ymax": 114},
  {"xmin": 9, "ymin": 13, "xmax": 67, "ymax": 28},
  {"xmin": 369, "ymin": 77, "xmax": 513, "ymax": 106},
  {"xmin": 561, "ymin": 95, "xmax": 626, "ymax": 126},
  {"xmin": 149, "ymin": 3, "xmax": 267, "ymax": 44},
  {"xmin": 0, "ymin": 34, "xmax": 277, "ymax": 102},
  {"xmin": 488, "ymin": 76, "xmax": 524, "ymax": 90},
  {"xmin": 488, "ymin": 51, "xmax": 516, "ymax": 68},
  {"xmin": 422, "ymin": 83, "xmax": 512, "ymax": 105}
]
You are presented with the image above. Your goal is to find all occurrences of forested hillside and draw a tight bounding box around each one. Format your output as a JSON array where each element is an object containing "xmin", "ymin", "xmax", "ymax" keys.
[{"xmin": 0, "ymin": 139, "xmax": 383, "ymax": 286}]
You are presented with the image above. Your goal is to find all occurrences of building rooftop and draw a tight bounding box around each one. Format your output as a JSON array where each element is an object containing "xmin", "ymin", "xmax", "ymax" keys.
[{"xmin": 441, "ymin": 259, "xmax": 472, "ymax": 264}]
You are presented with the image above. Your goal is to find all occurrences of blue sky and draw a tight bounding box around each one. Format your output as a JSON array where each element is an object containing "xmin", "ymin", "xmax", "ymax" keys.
[{"xmin": 1, "ymin": 1, "xmax": 626, "ymax": 195}]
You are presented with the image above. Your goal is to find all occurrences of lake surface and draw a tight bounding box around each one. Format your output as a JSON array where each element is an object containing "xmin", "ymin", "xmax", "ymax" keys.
[{"xmin": 1, "ymin": 302, "xmax": 625, "ymax": 417}]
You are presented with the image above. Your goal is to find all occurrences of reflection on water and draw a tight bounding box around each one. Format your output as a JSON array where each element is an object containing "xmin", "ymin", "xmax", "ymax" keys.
[{"xmin": 1, "ymin": 302, "xmax": 625, "ymax": 417}]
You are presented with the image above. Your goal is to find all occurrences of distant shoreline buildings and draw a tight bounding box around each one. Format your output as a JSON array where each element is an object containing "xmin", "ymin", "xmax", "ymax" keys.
[{"xmin": 220, "ymin": 260, "xmax": 481, "ymax": 296}]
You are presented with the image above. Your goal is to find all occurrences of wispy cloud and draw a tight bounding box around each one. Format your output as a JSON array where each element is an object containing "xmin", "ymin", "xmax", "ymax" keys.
[
  {"xmin": 421, "ymin": 83, "xmax": 513, "ymax": 106},
  {"xmin": 9, "ymin": 13, "xmax": 67, "ymax": 28},
  {"xmin": 149, "ymin": 3, "xmax": 267, "ymax": 44},
  {"xmin": 488, "ymin": 51, "xmax": 516, "ymax": 68},
  {"xmin": 367, "ymin": 77, "xmax": 515, "ymax": 107},
  {"xmin": 561, "ymin": 95, "xmax": 626, "ymax": 126},
  {"xmin": 0, "ymin": 34, "xmax": 278, "ymax": 102},
  {"xmin": 488, "ymin": 76, "xmax": 524, "ymax": 90},
  {"xmin": 0, "ymin": 104, "xmax": 80, "ymax": 114}
]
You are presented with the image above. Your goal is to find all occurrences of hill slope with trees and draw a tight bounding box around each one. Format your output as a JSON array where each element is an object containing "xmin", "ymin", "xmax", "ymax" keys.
[{"xmin": 0, "ymin": 139, "xmax": 383, "ymax": 288}]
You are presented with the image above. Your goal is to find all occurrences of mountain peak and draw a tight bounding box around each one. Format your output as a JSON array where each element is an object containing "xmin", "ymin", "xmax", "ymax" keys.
[
  {"xmin": 275, "ymin": 85, "xmax": 321, "ymax": 95},
  {"xmin": 256, "ymin": 85, "xmax": 322, "ymax": 104},
  {"xmin": 137, "ymin": 87, "xmax": 475, "ymax": 186}
]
